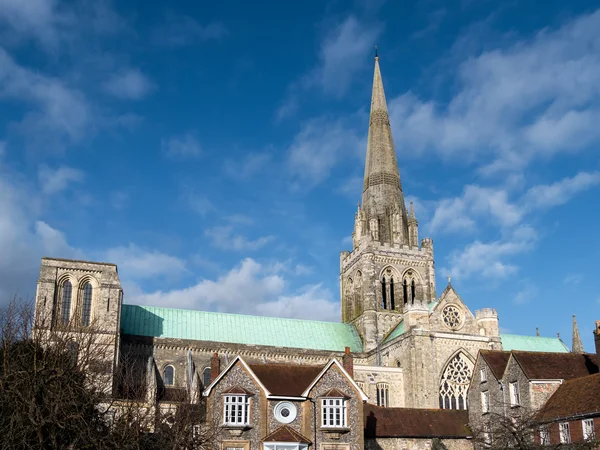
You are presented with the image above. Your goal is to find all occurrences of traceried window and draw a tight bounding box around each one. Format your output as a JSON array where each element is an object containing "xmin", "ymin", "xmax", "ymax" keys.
[
  {"xmin": 439, "ymin": 353, "xmax": 473, "ymax": 410},
  {"xmin": 509, "ymin": 382, "xmax": 520, "ymax": 407},
  {"xmin": 224, "ymin": 395, "xmax": 250, "ymax": 426},
  {"xmin": 376, "ymin": 383, "xmax": 389, "ymax": 407},
  {"xmin": 539, "ymin": 426, "xmax": 550, "ymax": 446},
  {"xmin": 381, "ymin": 268, "xmax": 396, "ymax": 310},
  {"xmin": 481, "ymin": 391, "xmax": 489, "ymax": 413},
  {"xmin": 583, "ymin": 419, "xmax": 595, "ymax": 441},
  {"xmin": 203, "ymin": 367, "xmax": 211, "ymax": 387},
  {"xmin": 81, "ymin": 282, "xmax": 93, "ymax": 326},
  {"xmin": 61, "ymin": 281, "xmax": 73, "ymax": 324},
  {"xmin": 442, "ymin": 305, "xmax": 462, "ymax": 330},
  {"xmin": 164, "ymin": 365, "xmax": 174, "ymax": 386},
  {"xmin": 321, "ymin": 398, "xmax": 347, "ymax": 428},
  {"xmin": 559, "ymin": 422, "xmax": 571, "ymax": 444}
]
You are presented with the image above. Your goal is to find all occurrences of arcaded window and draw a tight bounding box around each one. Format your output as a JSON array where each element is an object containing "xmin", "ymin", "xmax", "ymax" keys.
[
  {"xmin": 203, "ymin": 367, "xmax": 211, "ymax": 387},
  {"xmin": 439, "ymin": 352, "xmax": 473, "ymax": 410},
  {"xmin": 376, "ymin": 383, "xmax": 389, "ymax": 407},
  {"xmin": 164, "ymin": 365, "xmax": 175, "ymax": 386},
  {"xmin": 81, "ymin": 283, "xmax": 93, "ymax": 326},
  {"xmin": 381, "ymin": 268, "xmax": 397, "ymax": 310},
  {"xmin": 61, "ymin": 281, "xmax": 73, "ymax": 325}
]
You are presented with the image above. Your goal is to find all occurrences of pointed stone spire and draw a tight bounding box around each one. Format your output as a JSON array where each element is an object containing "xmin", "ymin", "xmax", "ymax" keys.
[
  {"xmin": 572, "ymin": 315, "xmax": 584, "ymax": 353},
  {"xmin": 361, "ymin": 55, "xmax": 408, "ymax": 245}
]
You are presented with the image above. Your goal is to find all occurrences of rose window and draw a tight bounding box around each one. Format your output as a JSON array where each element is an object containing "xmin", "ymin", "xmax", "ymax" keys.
[{"xmin": 442, "ymin": 305, "xmax": 462, "ymax": 330}]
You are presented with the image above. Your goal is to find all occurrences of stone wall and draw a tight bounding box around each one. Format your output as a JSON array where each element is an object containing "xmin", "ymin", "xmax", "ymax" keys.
[{"xmin": 365, "ymin": 437, "xmax": 473, "ymax": 450}]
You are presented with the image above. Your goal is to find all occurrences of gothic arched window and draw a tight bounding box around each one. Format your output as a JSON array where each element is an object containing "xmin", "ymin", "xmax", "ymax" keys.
[
  {"xmin": 164, "ymin": 365, "xmax": 175, "ymax": 386},
  {"xmin": 354, "ymin": 272, "xmax": 363, "ymax": 317},
  {"xmin": 389, "ymin": 278, "xmax": 395, "ymax": 310},
  {"xmin": 345, "ymin": 278, "xmax": 354, "ymax": 321},
  {"xmin": 402, "ymin": 269, "xmax": 421, "ymax": 305},
  {"xmin": 381, "ymin": 277, "xmax": 387, "ymax": 309},
  {"xmin": 439, "ymin": 353, "xmax": 473, "ymax": 410},
  {"xmin": 81, "ymin": 283, "xmax": 93, "ymax": 326},
  {"xmin": 203, "ymin": 367, "xmax": 211, "ymax": 387},
  {"xmin": 61, "ymin": 281, "xmax": 73, "ymax": 325}
]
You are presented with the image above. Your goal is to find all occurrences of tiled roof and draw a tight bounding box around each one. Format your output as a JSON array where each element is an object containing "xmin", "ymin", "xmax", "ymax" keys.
[
  {"xmin": 500, "ymin": 334, "xmax": 569, "ymax": 352},
  {"xmin": 120, "ymin": 304, "xmax": 363, "ymax": 352},
  {"xmin": 512, "ymin": 351, "xmax": 598, "ymax": 380},
  {"xmin": 263, "ymin": 426, "xmax": 311, "ymax": 444},
  {"xmin": 479, "ymin": 350, "xmax": 511, "ymax": 379},
  {"xmin": 536, "ymin": 372, "xmax": 600, "ymax": 422},
  {"xmin": 364, "ymin": 405, "xmax": 470, "ymax": 438},
  {"xmin": 248, "ymin": 363, "xmax": 324, "ymax": 397}
]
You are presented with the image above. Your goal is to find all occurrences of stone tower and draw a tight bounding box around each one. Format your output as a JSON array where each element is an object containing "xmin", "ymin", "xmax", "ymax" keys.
[{"xmin": 340, "ymin": 56, "xmax": 436, "ymax": 351}]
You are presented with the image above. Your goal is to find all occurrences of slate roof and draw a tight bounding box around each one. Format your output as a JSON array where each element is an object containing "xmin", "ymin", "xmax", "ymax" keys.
[
  {"xmin": 263, "ymin": 426, "xmax": 312, "ymax": 444},
  {"xmin": 120, "ymin": 304, "xmax": 363, "ymax": 352},
  {"xmin": 248, "ymin": 363, "xmax": 324, "ymax": 397},
  {"xmin": 364, "ymin": 405, "xmax": 470, "ymax": 438},
  {"xmin": 536, "ymin": 372, "xmax": 600, "ymax": 422},
  {"xmin": 479, "ymin": 350, "xmax": 511, "ymax": 379},
  {"xmin": 512, "ymin": 351, "xmax": 598, "ymax": 380}
]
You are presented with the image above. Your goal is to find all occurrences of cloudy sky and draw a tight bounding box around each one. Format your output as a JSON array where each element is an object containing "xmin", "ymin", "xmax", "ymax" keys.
[{"xmin": 1, "ymin": 0, "xmax": 599, "ymax": 349}]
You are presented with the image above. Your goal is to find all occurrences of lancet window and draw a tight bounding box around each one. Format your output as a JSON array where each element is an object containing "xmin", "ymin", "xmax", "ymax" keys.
[
  {"xmin": 402, "ymin": 269, "xmax": 420, "ymax": 304},
  {"xmin": 61, "ymin": 281, "xmax": 73, "ymax": 325},
  {"xmin": 354, "ymin": 272, "xmax": 363, "ymax": 317},
  {"xmin": 439, "ymin": 352, "xmax": 473, "ymax": 410},
  {"xmin": 344, "ymin": 278, "xmax": 354, "ymax": 321},
  {"xmin": 81, "ymin": 282, "xmax": 93, "ymax": 326},
  {"xmin": 380, "ymin": 268, "xmax": 396, "ymax": 311}
]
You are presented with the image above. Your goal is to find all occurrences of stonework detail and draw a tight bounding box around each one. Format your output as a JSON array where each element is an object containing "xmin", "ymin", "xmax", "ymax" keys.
[{"xmin": 439, "ymin": 353, "xmax": 473, "ymax": 410}]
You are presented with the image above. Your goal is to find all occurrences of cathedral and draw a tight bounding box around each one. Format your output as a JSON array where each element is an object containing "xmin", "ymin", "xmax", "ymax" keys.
[{"xmin": 33, "ymin": 56, "xmax": 570, "ymax": 449}]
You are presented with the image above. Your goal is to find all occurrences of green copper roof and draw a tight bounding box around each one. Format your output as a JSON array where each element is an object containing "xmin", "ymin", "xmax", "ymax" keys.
[
  {"xmin": 120, "ymin": 304, "xmax": 363, "ymax": 352},
  {"xmin": 500, "ymin": 334, "xmax": 569, "ymax": 353},
  {"xmin": 383, "ymin": 320, "xmax": 404, "ymax": 343}
]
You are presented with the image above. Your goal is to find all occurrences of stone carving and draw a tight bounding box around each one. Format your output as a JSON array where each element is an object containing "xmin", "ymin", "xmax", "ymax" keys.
[{"xmin": 442, "ymin": 305, "xmax": 462, "ymax": 330}]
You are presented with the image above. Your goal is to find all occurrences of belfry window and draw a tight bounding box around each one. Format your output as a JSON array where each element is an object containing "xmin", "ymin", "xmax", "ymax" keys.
[
  {"xmin": 389, "ymin": 278, "xmax": 395, "ymax": 310},
  {"xmin": 411, "ymin": 280, "xmax": 416, "ymax": 304},
  {"xmin": 403, "ymin": 280, "xmax": 408, "ymax": 304},
  {"xmin": 81, "ymin": 283, "xmax": 93, "ymax": 326},
  {"xmin": 61, "ymin": 281, "xmax": 72, "ymax": 325},
  {"xmin": 381, "ymin": 277, "xmax": 387, "ymax": 309},
  {"xmin": 439, "ymin": 353, "xmax": 473, "ymax": 410}
]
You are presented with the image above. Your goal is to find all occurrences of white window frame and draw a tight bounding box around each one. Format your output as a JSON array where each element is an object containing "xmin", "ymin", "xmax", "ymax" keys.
[
  {"xmin": 509, "ymin": 381, "xmax": 520, "ymax": 406},
  {"xmin": 481, "ymin": 390, "xmax": 489, "ymax": 413},
  {"xmin": 223, "ymin": 395, "xmax": 250, "ymax": 426},
  {"xmin": 263, "ymin": 444, "xmax": 308, "ymax": 450},
  {"xmin": 583, "ymin": 418, "xmax": 595, "ymax": 441},
  {"xmin": 539, "ymin": 425, "xmax": 549, "ymax": 446},
  {"xmin": 480, "ymin": 367, "xmax": 487, "ymax": 383},
  {"xmin": 559, "ymin": 422, "xmax": 571, "ymax": 444},
  {"xmin": 321, "ymin": 398, "xmax": 347, "ymax": 428}
]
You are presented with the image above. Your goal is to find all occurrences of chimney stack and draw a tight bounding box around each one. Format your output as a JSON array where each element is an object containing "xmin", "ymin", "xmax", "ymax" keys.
[
  {"xmin": 342, "ymin": 346, "xmax": 353, "ymax": 377},
  {"xmin": 210, "ymin": 352, "xmax": 220, "ymax": 383}
]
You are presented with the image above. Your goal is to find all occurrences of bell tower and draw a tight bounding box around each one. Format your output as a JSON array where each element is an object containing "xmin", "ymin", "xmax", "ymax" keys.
[{"xmin": 340, "ymin": 55, "xmax": 436, "ymax": 351}]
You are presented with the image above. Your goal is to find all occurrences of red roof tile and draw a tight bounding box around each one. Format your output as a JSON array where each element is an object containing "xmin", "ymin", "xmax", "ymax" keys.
[
  {"xmin": 263, "ymin": 425, "xmax": 312, "ymax": 444},
  {"xmin": 364, "ymin": 405, "xmax": 471, "ymax": 438},
  {"xmin": 249, "ymin": 363, "xmax": 325, "ymax": 397},
  {"xmin": 536, "ymin": 372, "xmax": 600, "ymax": 422},
  {"xmin": 512, "ymin": 352, "xmax": 598, "ymax": 380},
  {"xmin": 479, "ymin": 350, "xmax": 511, "ymax": 379}
]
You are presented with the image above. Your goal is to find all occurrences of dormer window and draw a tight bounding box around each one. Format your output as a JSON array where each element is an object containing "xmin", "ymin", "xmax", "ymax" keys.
[
  {"xmin": 321, "ymin": 398, "xmax": 347, "ymax": 428},
  {"xmin": 224, "ymin": 394, "xmax": 250, "ymax": 426}
]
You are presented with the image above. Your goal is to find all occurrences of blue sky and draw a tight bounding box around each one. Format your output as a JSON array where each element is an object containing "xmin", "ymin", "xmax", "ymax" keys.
[{"xmin": 1, "ymin": 0, "xmax": 599, "ymax": 349}]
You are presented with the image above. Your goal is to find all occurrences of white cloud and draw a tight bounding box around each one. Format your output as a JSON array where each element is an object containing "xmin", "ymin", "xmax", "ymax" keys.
[
  {"xmin": 387, "ymin": 10, "xmax": 600, "ymax": 173},
  {"xmin": 287, "ymin": 114, "xmax": 365, "ymax": 187},
  {"xmin": 104, "ymin": 243, "xmax": 187, "ymax": 279},
  {"xmin": 205, "ymin": 226, "xmax": 274, "ymax": 252},
  {"xmin": 187, "ymin": 195, "xmax": 214, "ymax": 216},
  {"xmin": 0, "ymin": 48, "xmax": 91, "ymax": 146},
  {"xmin": 155, "ymin": 14, "xmax": 228, "ymax": 47},
  {"xmin": 38, "ymin": 164, "xmax": 84, "ymax": 195},
  {"xmin": 523, "ymin": 171, "xmax": 600, "ymax": 209},
  {"xmin": 563, "ymin": 274, "xmax": 583, "ymax": 284},
  {"xmin": 162, "ymin": 132, "xmax": 202, "ymax": 159},
  {"xmin": 444, "ymin": 225, "xmax": 537, "ymax": 280},
  {"xmin": 513, "ymin": 283, "xmax": 538, "ymax": 305},
  {"xmin": 127, "ymin": 258, "xmax": 339, "ymax": 321},
  {"xmin": 103, "ymin": 69, "xmax": 154, "ymax": 100},
  {"xmin": 223, "ymin": 152, "xmax": 270, "ymax": 179}
]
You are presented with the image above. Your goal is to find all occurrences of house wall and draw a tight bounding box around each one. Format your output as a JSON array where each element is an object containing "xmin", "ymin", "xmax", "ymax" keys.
[
  {"xmin": 365, "ymin": 437, "xmax": 473, "ymax": 450},
  {"xmin": 543, "ymin": 417, "xmax": 600, "ymax": 446}
]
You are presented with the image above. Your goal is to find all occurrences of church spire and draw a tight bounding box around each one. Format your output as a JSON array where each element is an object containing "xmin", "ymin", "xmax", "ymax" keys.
[
  {"xmin": 361, "ymin": 54, "xmax": 409, "ymax": 245},
  {"xmin": 572, "ymin": 315, "xmax": 584, "ymax": 353}
]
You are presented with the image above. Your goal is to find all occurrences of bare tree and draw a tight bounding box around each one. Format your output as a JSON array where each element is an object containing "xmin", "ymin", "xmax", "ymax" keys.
[{"xmin": 0, "ymin": 297, "xmax": 216, "ymax": 450}]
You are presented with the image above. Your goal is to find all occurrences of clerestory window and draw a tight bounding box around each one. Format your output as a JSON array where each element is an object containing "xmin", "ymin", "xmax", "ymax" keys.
[
  {"xmin": 223, "ymin": 395, "xmax": 250, "ymax": 426},
  {"xmin": 81, "ymin": 282, "xmax": 93, "ymax": 326},
  {"xmin": 61, "ymin": 281, "xmax": 73, "ymax": 324}
]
